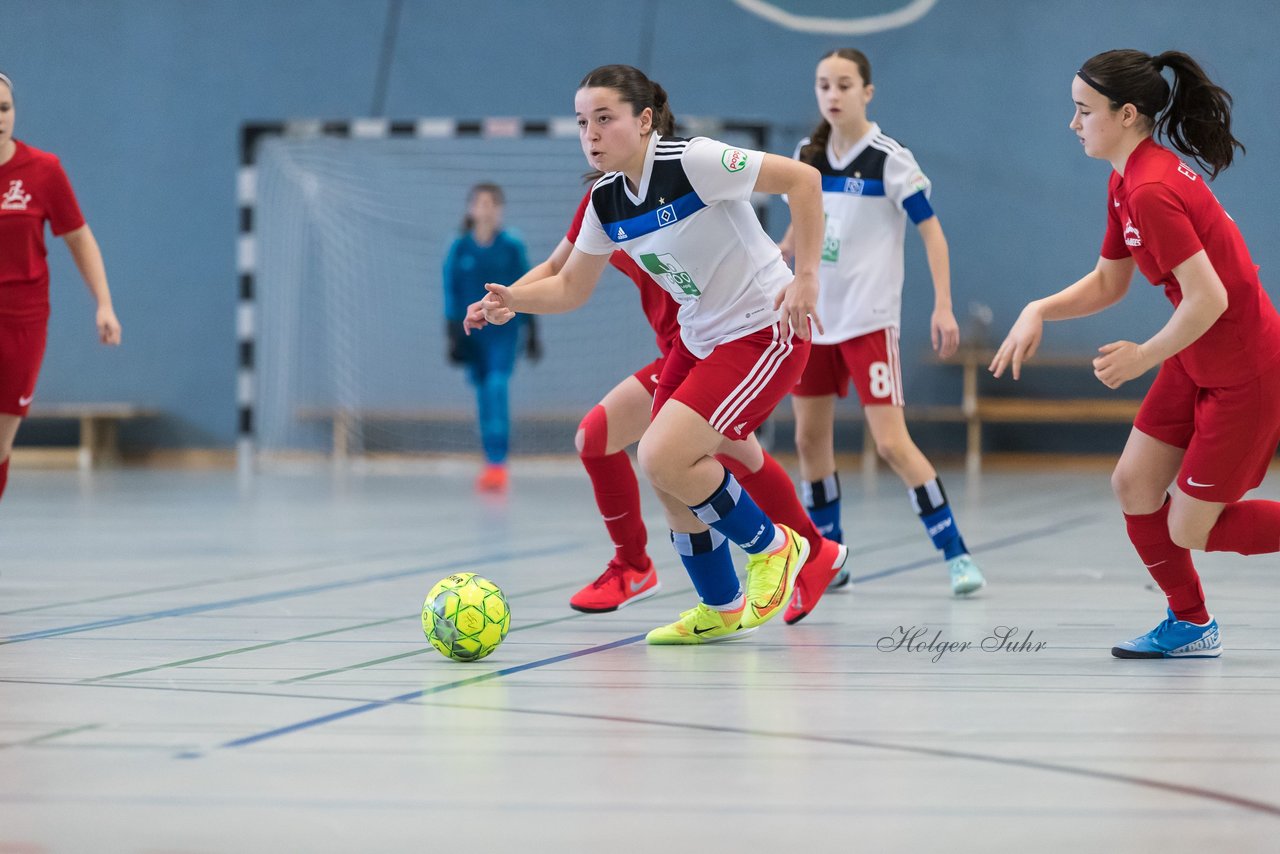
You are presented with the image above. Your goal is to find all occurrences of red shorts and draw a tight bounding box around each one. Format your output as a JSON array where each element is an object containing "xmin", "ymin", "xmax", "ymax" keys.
[
  {"xmin": 1135, "ymin": 356, "xmax": 1280, "ymax": 503},
  {"xmin": 793, "ymin": 327, "xmax": 903, "ymax": 406},
  {"xmin": 654, "ymin": 322, "xmax": 811, "ymax": 439},
  {"xmin": 0, "ymin": 321, "xmax": 48, "ymax": 417},
  {"xmin": 632, "ymin": 356, "xmax": 665, "ymax": 396}
]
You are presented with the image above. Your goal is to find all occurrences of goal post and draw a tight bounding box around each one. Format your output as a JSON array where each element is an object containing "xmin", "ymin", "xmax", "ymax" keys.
[{"xmin": 237, "ymin": 116, "xmax": 771, "ymax": 471}]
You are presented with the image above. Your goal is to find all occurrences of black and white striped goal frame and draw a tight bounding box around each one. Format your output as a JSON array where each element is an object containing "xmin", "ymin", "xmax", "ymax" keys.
[{"xmin": 235, "ymin": 116, "xmax": 772, "ymax": 469}]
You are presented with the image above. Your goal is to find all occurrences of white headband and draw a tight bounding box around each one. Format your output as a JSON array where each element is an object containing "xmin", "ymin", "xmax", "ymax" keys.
[{"xmin": 0, "ymin": 72, "xmax": 12, "ymax": 91}]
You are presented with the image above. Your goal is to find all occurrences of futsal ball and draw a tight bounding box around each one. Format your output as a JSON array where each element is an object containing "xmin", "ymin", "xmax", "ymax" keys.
[{"xmin": 421, "ymin": 572, "xmax": 511, "ymax": 662}]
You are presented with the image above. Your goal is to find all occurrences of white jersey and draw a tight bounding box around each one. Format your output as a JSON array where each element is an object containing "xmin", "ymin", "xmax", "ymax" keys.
[
  {"xmin": 575, "ymin": 133, "xmax": 793, "ymax": 358},
  {"xmin": 796, "ymin": 122, "xmax": 934, "ymax": 345}
]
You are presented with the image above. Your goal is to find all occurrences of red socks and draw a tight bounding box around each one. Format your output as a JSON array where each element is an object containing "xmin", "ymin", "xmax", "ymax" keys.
[
  {"xmin": 1205, "ymin": 500, "xmax": 1280, "ymax": 556},
  {"xmin": 717, "ymin": 451, "xmax": 824, "ymax": 558},
  {"xmin": 578, "ymin": 405, "xmax": 647, "ymax": 568},
  {"xmin": 1124, "ymin": 497, "xmax": 1208, "ymax": 624},
  {"xmin": 0, "ymin": 456, "xmax": 7, "ymax": 502}
]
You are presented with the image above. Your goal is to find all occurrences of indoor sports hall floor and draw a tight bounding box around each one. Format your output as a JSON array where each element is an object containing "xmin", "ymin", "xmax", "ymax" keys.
[{"xmin": 2, "ymin": 460, "xmax": 1277, "ymax": 851}]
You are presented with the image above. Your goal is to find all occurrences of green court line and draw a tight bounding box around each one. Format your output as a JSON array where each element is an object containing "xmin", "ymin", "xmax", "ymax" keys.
[{"xmin": 0, "ymin": 723, "xmax": 101, "ymax": 750}]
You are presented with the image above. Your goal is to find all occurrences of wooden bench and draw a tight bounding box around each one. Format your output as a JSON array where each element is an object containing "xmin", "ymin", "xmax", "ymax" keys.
[
  {"xmin": 862, "ymin": 349, "xmax": 1142, "ymax": 475},
  {"xmin": 296, "ymin": 407, "xmax": 582, "ymax": 460},
  {"xmin": 23, "ymin": 403, "xmax": 160, "ymax": 469}
]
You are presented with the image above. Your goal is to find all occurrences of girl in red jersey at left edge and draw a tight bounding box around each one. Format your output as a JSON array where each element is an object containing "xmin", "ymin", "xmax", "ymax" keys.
[{"xmin": 0, "ymin": 71, "xmax": 122, "ymax": 502}]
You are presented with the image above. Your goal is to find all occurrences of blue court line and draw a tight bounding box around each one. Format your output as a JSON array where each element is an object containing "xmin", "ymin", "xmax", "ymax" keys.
[
  {"xmin": 182, "ymin": 633, "xmax": 647, "ymax": 757},
  {"xmin": 1, "ymin": 541, "xmax": 579, "ymax": 645},
  {"xmin": 197, "ymin": 512, "xmax": 1103, "ymax": 757}
]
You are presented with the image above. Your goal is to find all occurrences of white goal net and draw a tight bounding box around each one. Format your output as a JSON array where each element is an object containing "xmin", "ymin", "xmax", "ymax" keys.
[{"xmin": 245, "ymin": 119, "xmax": 769, "ymax": 465}]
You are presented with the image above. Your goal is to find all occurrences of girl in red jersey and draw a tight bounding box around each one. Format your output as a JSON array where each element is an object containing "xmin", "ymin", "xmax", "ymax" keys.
[
  {"xmin": 991, "ymin": 50, "xmax": 1280, "ymax": 659},
  {"xmin": 481, "ymin": 65, "xmax": 831, "ymax": 644},
  {"xmin": 0, "ymin": 72, "xmax": 122, "ymax": 502},
  {"xmin": 466, "ymin": 186, "xmax": 846, "ymax": 616}
]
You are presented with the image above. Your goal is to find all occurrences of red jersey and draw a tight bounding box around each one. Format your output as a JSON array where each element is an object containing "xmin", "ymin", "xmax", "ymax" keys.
[
  {"xmin": 0, "ymin": 141, "xmax": 85, "ymax": 323},
  {"xmin": 567, "ymin": 190, "xmax": 680, "ymax": 357},
  {"xmin": 1101, "ymin": 138, "xmax": 1280, "ymax": 387}
]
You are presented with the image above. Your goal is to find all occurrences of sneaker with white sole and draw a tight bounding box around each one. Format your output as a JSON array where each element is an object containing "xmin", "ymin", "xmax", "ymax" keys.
[
  {"xmin": 646, "ymin": 601, "xmax": 756, "ymax": 645},
  {"xmin": 948, "ymin": 554, "xmax": 986, "ymax": 596},
  {"xmin": 569, "ymin": 557, "xmax": 659, "ymax": 613},
  {"xmin": 1111, "ymin": 610, "xmax": 1222, "ymax": 659},
  {"xmin": 783, "ymin": 538, "xmax": 850, "ymax": 625},
  {"xmin": 741, "ymin": 524, "xmax": 809, "ymax": 629}
]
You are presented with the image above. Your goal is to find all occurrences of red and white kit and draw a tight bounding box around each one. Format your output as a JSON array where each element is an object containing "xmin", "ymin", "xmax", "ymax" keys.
[
  {"xmin": 574, "ymin": 134, "xmax": 808, "ymax": 436},
  {"xmin": 791, "ymin": 124, "xmax": 933, "ymax": 406},
  {"xmin": 1102, "ymin": 138, "xmax": 1280, "ymax": 502}
]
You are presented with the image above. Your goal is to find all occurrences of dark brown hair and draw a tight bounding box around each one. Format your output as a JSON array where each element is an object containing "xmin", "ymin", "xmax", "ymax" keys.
[
  {"xmin": 1079, "ymin": 49, "xmax": 1243, "ymax": 179},
  {"xmin": 578, "ymin": 64, "xmax": 676, "ymax": 137},
  {"xmin": 798, "ymin": 49, "xmax": 872, "ymax": 166},
  {"xmin": 461, "ymin": 183, "xmax": 504, "ymax": 233}
]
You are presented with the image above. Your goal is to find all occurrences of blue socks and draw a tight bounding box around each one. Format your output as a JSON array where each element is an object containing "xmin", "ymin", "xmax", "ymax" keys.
[
  {"xmin": 689, "ymin": 470, "xmax": 778, "ymax": 554},
  {"xmin": 803, "ymin": 473, "xmax": 843, "ymax": 544},
  {"xmin": 911, "ymin": 478, "xmax": 967, "ymax": 559},
  {"xmin": 671, "ymin": 529, "xmax": 740, "ymax": 607}
]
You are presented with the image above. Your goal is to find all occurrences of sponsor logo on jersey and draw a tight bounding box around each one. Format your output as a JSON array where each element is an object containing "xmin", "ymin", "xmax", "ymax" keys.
[
  {"xmin": 843, "ymin": 177, "xmax": 865, "ymax": 195},
  {"xmin": 639, "ymin": 252, "xmax": 701, "ymax": 296},
  {"xmin": 1123, "ymin": 220, "xmax": 1142, "ymax": 247},
  {"xmin": 615, "ymin": 226, "xmax": 628, "ymax": 240},
  {"xmin": 721, "ymin": 148, "xmax": 748, "ymax": 173},
  {"xmin": 656, "ymin": 203, "xmax": 678, "ymax": 228},
  {"xmin": 821, "ymin": 213, "xmax": 840, "ymax": 263},
  {"xmin": 2, "ymin": 179, "xmax": 31, "ymax": 211}
]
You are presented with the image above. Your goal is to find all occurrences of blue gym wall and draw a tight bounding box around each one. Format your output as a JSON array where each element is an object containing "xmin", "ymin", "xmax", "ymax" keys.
[{"xmin": 4, "ymin": 0, "xmax": 1278, "ymax": 450}]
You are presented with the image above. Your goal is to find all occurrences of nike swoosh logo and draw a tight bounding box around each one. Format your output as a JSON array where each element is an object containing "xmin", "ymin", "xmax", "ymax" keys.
[
  {"xmin": 1185, "ymin": 477, "xmax": 1216, "ymax": 488},
  {"xmin": 18, "ymin": 394, "xmax": 34, "ymax": 407},
  {"xmin": 602, "ymin": 512, "xmax": 629, "ymax": 521},
  {"xmin": 693, "ymin": 622, "xmax": 721, "ymax": 635},
  {"xmin": 751, "ymin": 539, "xmax": 801, "ymax": 616},
  {"xmin": 629, "ymin": 573, "xmax": 653, "ymax": 593},
  {"xmin": 1143, "ymin": 560, "xmax": 1167, "ymax": 569}
]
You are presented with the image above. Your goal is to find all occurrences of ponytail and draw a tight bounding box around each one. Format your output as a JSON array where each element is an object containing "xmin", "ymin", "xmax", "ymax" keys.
[
  {"xmin": 1078, "ymin": 49, "xmax": 1243, "ymax": 179},
  {"xmin": 798, "ymin": 121, "xmax": 831, "ymax": 166},
  {"xmin": 1151, "ymin": 51, "xmax": 1242, "ymax": 179}
]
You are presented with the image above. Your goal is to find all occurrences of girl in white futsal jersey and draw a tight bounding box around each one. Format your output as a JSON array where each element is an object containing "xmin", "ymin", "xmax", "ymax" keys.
[
  {"xmin": 465, "ymin": 185, "xmax": 845, "ymax": 617},
  {"xmin": 778, "ymin": 49, "xmax": 986, "ymax": 621},
  {"xmin": 481, "ymin": 64, "xmax": 832, "ymax": 644}
]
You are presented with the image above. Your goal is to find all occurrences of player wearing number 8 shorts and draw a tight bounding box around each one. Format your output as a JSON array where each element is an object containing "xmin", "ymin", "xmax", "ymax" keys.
[{"xmin": 779, "ymin": 50, "xmax": 986, "ymax": 617}]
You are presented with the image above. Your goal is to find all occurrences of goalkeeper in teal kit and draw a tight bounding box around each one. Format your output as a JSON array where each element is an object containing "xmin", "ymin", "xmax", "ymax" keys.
[{"xmin": 443, "ymin": 183, "xmax": 538, "ymax": 492}]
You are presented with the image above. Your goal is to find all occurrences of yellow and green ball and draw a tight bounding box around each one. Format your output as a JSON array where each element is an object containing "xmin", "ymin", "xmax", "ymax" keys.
[{"xmin": 421, "ymin": 572, "xmax": 511, "ymax": 662}]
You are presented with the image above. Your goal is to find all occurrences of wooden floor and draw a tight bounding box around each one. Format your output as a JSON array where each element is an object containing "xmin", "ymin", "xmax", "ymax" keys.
[{"xmin": 1, "ymin": 461, "xmax": 1277, "ymax": 851}]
